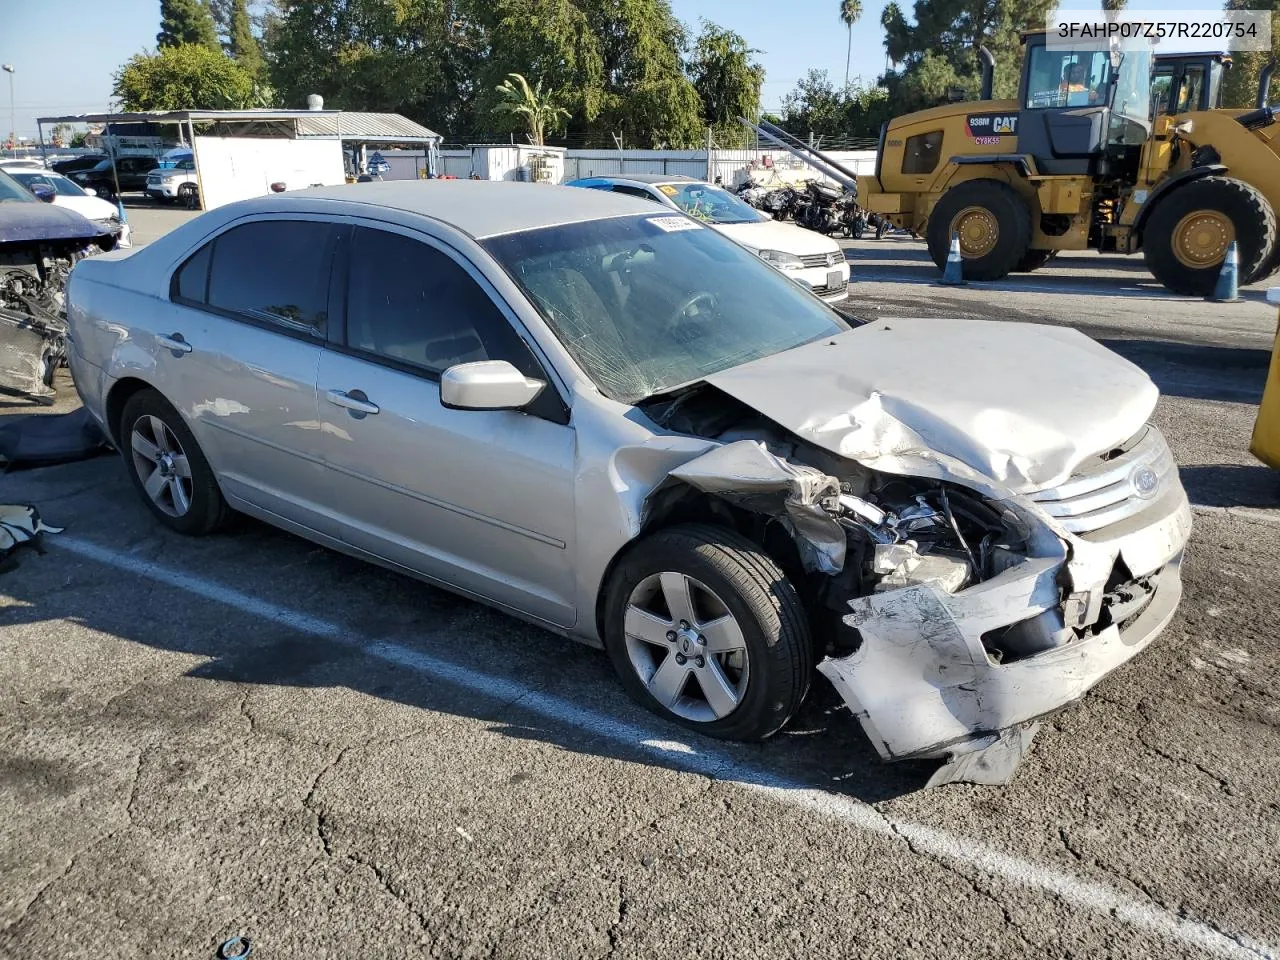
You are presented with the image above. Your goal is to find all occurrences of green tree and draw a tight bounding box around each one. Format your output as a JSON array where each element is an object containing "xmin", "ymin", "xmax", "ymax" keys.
[
  {"xmin": 476, "ymin": 0, "xmax": 605, "ymax": 135},
  {"xmin": 158, "ymin": 0, "xmax": 221, "ymax": 50},
  {"xmin": 493, "ymin": 72, "xmax": 571, "ymax": 144},
  {"xmin": 266, "ymin": 0, "xmax": 480, "ymax": 131},
  {"xmin": 1224, "ymin": 0, "xmax": 1278, "ymax": 108},
  {"xmin": 227, "ymin": 0, "xmax": 267, "ymax": 78},
  {"xmin": 839, "ymin": 0, "xmax": 862, "ymax": 87},
  {"xmin": 686, "ymin": 20, "xmax": 763, "ymax": 134},
  {"xmin": 582, "ymin": 0, "xmax": 702, "ymax": 147},
  {"xmin": 880, "ymin": 0, "xmax": 1054, "ymax": 108},
  {"xmin": 114, "ymin": 44, "xmax": 263, "ymax": 110},
  {"xmin": 779, "ymin": 69, "xmax": 893, "ymax": 141}
]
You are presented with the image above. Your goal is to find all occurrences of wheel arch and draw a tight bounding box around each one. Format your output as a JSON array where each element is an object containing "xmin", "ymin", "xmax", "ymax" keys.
[
  {"xmin": 592, "ymin": 484, "xmax": 810, "ymax": 644},
  {"xmin": 104, "ymin": 376, "xmax": 160, "ymax": 446}
]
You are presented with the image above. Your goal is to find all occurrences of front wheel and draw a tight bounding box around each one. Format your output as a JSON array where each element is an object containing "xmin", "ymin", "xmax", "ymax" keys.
[
  {"xmin": 603, "ymin": 524, "xmax": 812, "ymax": 741},
  {"xmin": 1142, "ymin": 176, "xmax": 1277, "ymax": 295}
]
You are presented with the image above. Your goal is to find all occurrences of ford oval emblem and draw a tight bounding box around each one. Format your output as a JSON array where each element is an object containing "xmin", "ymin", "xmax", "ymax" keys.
[{"xmin": 1130, "ymin": 465, "xmax": 1160, "ymax": 499}]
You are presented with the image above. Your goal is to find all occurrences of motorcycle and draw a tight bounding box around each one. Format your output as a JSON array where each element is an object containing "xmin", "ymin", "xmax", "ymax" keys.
[{"xmin": 793, "ymin": 180, "xmax": 843, "ymax": 235}]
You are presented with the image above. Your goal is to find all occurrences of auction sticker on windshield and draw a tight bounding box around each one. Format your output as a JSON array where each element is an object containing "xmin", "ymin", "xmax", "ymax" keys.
[{"xmin": 647, "ymin": 215, "xmax": 703, "ymax": 232}]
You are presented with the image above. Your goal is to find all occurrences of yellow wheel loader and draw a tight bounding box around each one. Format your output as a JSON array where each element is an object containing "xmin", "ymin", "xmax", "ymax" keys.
[{"xmin": 858, "ymin": 34, "xmax": 1280, "ymax": 295}]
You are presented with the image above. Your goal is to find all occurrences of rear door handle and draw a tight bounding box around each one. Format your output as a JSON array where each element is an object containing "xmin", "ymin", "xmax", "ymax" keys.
[
  {"xmin": 158, "ymin": 333, "xmax": 192, "ymax": 355},
  {"xmin": 325, "ymin": 389, "xmax": 380, "ymax": 416}
]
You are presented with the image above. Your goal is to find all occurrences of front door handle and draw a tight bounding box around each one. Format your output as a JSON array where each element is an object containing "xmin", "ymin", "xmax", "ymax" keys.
[
  {"xmin": 158, "ymin": 333, "xmax": 192, "ymax": 355},
  {"xmin": 325, "ymin": 389, "xmax": 380, "ymax": 416}
]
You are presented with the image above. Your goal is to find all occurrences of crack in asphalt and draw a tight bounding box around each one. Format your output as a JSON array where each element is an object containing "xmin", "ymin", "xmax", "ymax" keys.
[
  {"xmin": 883, "ymin": 816, "xmax": 1038, "ymax": 953},
  {"xmin": 1134, "ymin": 701, "xmax": 1234, "ymax": 796},
  {"xmin": 0, "ymin": 748, "xmax": 143, "ymax": 939}
]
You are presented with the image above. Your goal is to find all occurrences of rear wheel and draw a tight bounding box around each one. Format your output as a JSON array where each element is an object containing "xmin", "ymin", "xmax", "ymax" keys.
[
  {"xmin": 1142, "ymin": 176, "xmax": 1277, "ymax": 295},
  {"xmin": 120, "ymin": 389, "xmax": 230, "ymax": 535},
  {"xmin": 603, "ymin": 524, "xmax": 812, "ymax": 742},
  {"xmin": 926, "ymin": 180, "xmax": 1032, "ymax": 281}
]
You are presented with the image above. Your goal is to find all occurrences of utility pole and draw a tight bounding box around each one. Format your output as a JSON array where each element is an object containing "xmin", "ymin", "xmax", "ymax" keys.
[{"xmin": 2, "ymin": 65, "xmax": 14, "ymax": 156}]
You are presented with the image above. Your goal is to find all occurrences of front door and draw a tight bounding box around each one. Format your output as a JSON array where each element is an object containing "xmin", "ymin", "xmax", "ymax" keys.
[{"xmin": 317, "ymin": 224, "xmax": 578, "ymax": 626}]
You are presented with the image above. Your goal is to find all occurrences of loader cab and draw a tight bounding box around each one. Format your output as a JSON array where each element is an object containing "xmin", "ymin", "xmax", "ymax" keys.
[
  {"xmin": 1016, "ymin": 32, "xmax": 1154, "ymax": 176},
  {"xmin": 1152, "ymin": 52, "xmax": 1230, "ymax": 114}
]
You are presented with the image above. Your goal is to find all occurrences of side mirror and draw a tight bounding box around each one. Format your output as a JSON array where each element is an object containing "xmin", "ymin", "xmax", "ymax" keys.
[
  {"xmin": 440, "ymin": 360, "xmax": 545, "ymax": 411},
  {"xmin": 82, "ymin": 186, "xmax": 97, "ymax": 196},
  {"xmin": 31, "ymin": 183, "xmax": 55, "ymax": 203}
]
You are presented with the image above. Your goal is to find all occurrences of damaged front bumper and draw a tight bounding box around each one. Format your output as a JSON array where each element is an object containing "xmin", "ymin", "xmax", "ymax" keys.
[{"xmin": 818, "ymin": 477, "xmax": 1191, "ymax": 780}]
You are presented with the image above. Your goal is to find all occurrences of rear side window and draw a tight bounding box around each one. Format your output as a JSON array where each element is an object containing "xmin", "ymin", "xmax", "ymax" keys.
[
  {"xmin": 344, "ymin": 227, "xmax": 527, "ymax": 375},
  {"xmin": 205, "ymin": 220, "xmax": 340, "ymax": 336},
  {"xmin": 901, "ymin": 131, "xmax": 943, "ymax": 175},
  {"xmin": 173, "ymin": 243, "xmax": 212, "ymax": 303}
]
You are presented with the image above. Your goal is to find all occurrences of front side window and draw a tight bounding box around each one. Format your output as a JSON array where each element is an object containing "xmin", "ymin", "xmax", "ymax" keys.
[
  {"xmin": 205, "ymin": 220, "xmax": 339, "ymax": 335},
  {"xmin": 659, "ymin": 182, "xmax": 766, "ymax": 224},
  {"xmin": 1151, "ymin": 70, "xmax": 1174, "ymax": 115},
  {"xmin": 344, "ymin": 227, "xmax": 528, "ymax": 376},
  {"xmin": 484, "ymin": 214, "xmax": 848, "ymax": 403},
  {"xmin": 1026, "ymin": 48, "xmax": 1112, "ymax": 108}
]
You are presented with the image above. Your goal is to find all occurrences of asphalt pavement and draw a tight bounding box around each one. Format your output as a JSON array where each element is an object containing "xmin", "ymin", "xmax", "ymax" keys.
[{"xmin": 1, "ymin": 216, "xmax": 1278, "ymax": 959}]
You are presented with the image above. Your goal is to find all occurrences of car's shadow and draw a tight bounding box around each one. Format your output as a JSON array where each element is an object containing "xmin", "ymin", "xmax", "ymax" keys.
[{"xmin": 0, "ymin": 469, "xmax": 936, "ymax": 804}]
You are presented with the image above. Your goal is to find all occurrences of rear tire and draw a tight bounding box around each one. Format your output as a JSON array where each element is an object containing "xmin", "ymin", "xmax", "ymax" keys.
[
  {"xmin": 602, "ymin": 524, "xmax": 812, "ymax": 742},
  {"xmin": 927, "ymin": 180, "xmax": 1032, "ymax": 281},
  {"xmin": 120, "ymin": 389, "xmax": 230, "ymax": 536},
  {"xmin": 1142, "ymin": 176, "xmax": 1277, "ymax": 296}
]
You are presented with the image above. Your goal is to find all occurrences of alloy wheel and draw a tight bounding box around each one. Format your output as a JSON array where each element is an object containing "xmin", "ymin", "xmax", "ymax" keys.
[
  {"xmin": 130, "ymin": 415, "xmax": 194, "ymax": 518},
  {"xmin": 623, "ymin": 572, "xmax": 750, "ymax": 723}
]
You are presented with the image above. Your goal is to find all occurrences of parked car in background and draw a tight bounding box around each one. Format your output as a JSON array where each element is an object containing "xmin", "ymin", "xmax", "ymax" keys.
[
  {"xmin": 566, "ymin": 174, "xmax": 850, "ymax": 302},
  {"xmin": 145, "ymin": 158, "xmax": 199, "ymax": 205},
  {"xmin": 70, "ymin": 156, "xmax": 157, "ymax": 200},
  {"xmin": 3, "ymin": 167, "xmax": 130, "ymax": 247},
  {"xmin": 65, "ymin": 181, "xmax": 1190, "ymax": 784},
  {"xmin": 51, "ymin": 154, "xmax": 108, "ymax": 176}
]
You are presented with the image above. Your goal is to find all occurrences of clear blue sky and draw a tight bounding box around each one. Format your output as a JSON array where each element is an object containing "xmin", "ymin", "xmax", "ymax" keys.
[{"xmin": 0, "ymin": 0, "xmax": 1229, "ymax": 141}]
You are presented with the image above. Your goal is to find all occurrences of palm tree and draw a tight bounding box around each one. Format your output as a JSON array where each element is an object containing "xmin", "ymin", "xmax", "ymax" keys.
[
  {"xmin": 840, "ymin": 0, "xmax": 863, "ymax": 88},
  {"xmin": 492, "ymin": 73, "xmax": 571, "ymax": 147}
]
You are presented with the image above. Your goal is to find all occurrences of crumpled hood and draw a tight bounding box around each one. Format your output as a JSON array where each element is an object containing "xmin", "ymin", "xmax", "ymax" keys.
[
  {"xmin": 702, "ymin": 317, "xmax": 1159, "ymax": 494},
  {"xmin": 0, "ymin": 202, "xmax": 112, "ymax": 244}
]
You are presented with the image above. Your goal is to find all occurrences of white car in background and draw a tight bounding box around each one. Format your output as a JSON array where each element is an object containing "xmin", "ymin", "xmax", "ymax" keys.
[
  {"xmin": 566, "ymin": 174, "xmax": 850, "ymax": 302},
  {"xmin": 145, "ymin": 158, "xmax": 199, "ymax": 206},
  {"xmin": 1, "ymin": 165, "xmax": 131, "ymax": 248}
]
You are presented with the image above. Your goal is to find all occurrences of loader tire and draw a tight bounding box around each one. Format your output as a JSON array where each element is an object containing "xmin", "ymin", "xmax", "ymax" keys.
[
  {"xmin": 1014, "ymin": 249, "xmax": 1057, "ymax": 272},
  {"xmin": 1142, "ymin": 176, "xmax": 1277, "ymax": 296},
  {"xmin": 927, "ymin": 180, "xmax": 1032, "ymax": 282}
]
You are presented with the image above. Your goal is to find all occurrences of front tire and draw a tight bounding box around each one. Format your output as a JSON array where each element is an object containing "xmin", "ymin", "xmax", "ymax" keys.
[
  {"xmin": 120, "ymin": 389, "xmax": 229, "ymax": 536},
  {"xmin": 603, "ymin": 524, "xmax": 812, "ymax": 741},
  {"xmin": 1014, "ymin": 249, "xmax": 1056, "ymax": 272},
  {"xmin": 1142, "ymin": 176, "xmax": 1277, "ymax": 295},
  {"xmin": 926, "ymin": 180, "xmax": 1032, "ymax": 281}
]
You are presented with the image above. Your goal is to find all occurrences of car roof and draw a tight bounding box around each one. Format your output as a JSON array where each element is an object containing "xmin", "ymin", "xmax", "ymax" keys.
[{"xmin": 236, "ymin": 180, "xmax": 664, "ymax": 239}]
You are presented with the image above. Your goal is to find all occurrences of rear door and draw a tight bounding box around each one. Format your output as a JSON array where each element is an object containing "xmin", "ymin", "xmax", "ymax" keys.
[
  {"xmin": 315, "ymin": 223, "xmax": 578, "ymax": 626},
  {"xmin": 161, "ymin": 217, "xmax": 344, "ymax": 535}
]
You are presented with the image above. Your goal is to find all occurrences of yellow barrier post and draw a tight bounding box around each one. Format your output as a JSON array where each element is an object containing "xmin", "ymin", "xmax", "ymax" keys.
[{"xmin": 1251, "ymin": 288, "xmax": 1280, "ymax": 469}]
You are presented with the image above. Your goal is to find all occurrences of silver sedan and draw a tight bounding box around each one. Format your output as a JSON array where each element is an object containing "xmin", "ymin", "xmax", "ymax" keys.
[{"xmin": 65, "ymin": 181, "xmax": 1190, "ymax": 783}]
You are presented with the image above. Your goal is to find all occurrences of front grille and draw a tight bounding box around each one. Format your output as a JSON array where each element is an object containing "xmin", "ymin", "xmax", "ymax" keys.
[
  {"xmin": 147, "ymin": 175, "xmax": 161, "ymax": 184},
  {"xmin": 1029, "ymin": 426, "xmax": 1177, "ymax": 535},
  {"xmin": 800, "ymin": 252, "xmax": 838, "ymax": 268},
  {"xmin": 811, "ymin": 279, "xmax": 849, "ymax": 297}
]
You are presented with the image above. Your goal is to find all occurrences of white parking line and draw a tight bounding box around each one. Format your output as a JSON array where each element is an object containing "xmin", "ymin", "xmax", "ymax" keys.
[{"xmin": 49, "ymin": 534, "xmax": 1278, "ymax": 960}]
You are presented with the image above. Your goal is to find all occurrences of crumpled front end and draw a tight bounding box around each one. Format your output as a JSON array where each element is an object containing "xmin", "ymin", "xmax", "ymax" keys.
[{"xmin": 818, "ymin": 425, "xmax": 1191, "ymax": 784}]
